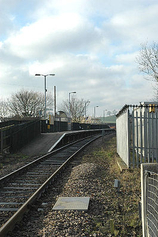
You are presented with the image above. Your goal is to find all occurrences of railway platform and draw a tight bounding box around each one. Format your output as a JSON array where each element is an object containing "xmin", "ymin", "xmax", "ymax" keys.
[
  {"xmin": 19, "ymin": 129, "xmax": 113, "ymax": 157},
  {"xmin": 19, "ymin": 132, "xmax": 65, "ymax": 157}
]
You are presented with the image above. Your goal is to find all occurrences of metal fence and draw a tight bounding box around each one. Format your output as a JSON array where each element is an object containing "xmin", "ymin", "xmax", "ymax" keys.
[
  {"xmin": 40, "ymin": 120, "xmax": 110, "ymax": 133},
  {"xmin": 0, "ymin": 120, "xmax": 41, "ymax": 153},
  {"xmin": 116, "ymin": 103, "xmax": 158, "ymax": 168},
  {"xmin": 141, "ymin": 163, "xmax": 158, "ymax": 237},
  {"xmin": 0, "ymin": 119, "xmax": 111, "ymax": 153},
  {"xmin": 10, "ymin": 120, "xmax": 41, "ymax": 152},
  {"xmin": 116, "ymin": 107, "xmax": 130, "ymax": 167}
]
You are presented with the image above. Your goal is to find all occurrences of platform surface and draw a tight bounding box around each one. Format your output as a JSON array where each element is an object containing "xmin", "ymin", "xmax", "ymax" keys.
[
  {"xmin": 19, "ymin": 132, "xmax": 65, "ymax": 156},
  {"xmin": 18, "ymin": 130, "xmax": 94, "ymax": 157},
  {"xmin": 52, "ymin": 197, "xmax": 90, "ymax": 210}
]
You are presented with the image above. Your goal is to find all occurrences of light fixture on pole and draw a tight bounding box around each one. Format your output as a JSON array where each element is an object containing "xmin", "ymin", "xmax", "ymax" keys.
[
  {"xmin": 103, "ymin": 109, "xmax": 107, "ymax": 122},
  {"xmin": 94, "ymin": 105, "xmax": 99, "ymax": 118},
  {"xmin": 69, "ymin": 91, "xmax": 76, "ymax": 117},
  {"xmin": 85, "ymin": 100, "xmax": 90, "ymax": 118},
  {"xmin": 35, "ymin": 73, "xmax": 55, "ymax": 119}
]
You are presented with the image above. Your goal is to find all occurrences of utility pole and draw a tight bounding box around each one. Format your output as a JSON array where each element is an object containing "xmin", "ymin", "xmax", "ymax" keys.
[{"xmin": 54, "ymin": 86, "xmax": 56, "ymax": 116}]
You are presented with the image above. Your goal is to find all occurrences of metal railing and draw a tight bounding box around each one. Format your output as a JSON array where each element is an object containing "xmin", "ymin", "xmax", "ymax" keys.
[
  {"xmin": 146, "ymin": 171, "xmax": 158, "ymax": 236},
  {"xmin": 141, "ymin": 163, "xmax": 158, "ymax": 237},
  {"xmin": 0, "ymin": 125, "xmax": 15, "ymax": 153},
  {"xmin": 116, "ymin": 103, "xmax": 158, "ymax": 168},
  {"xmin": 0, "ymin": 120, "xmax": 40, "ymax": 153}
]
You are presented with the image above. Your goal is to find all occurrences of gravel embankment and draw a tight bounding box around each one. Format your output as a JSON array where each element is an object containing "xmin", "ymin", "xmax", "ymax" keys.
[
  {"xmin": 8, "ymin": 161, "xmax": 109, "ymax": 236},
  {"xmin": 6, "ymin": 134, "xmax": 142, "ymax": 237}
]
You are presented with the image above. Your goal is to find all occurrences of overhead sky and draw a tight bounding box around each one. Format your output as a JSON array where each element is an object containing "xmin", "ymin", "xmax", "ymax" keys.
[{"xmin": 0, "ymin": 0, "xmax": 158, "ymax": 117}]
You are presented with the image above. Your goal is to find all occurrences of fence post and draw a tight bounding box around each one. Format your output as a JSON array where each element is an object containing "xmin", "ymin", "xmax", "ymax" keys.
[
  {"xmin": 1, "ymin": 129, "xmax": 3, "ymax": 154},
  {"xmin": 127, "ymin": 108, "xmax": 130, "ymax": 168},
  {"xmin": 156, "ymin": 112, "xmax": 158, "ymax": 162},
  {"xmin": 144, "ymin": 111, "xmax": 147, "ymax": 163},
  {"xmin": 136, "ymin": 110, "xmax": 139, "ymax": 167},
  {"xmin": 140, "ymin": 109, "xmax": 143, "ymax": 164},
  {"xmin": 141, "ymin": 163, "xmax": 147, "ymax": 237},
  {"xmin": 131, "ymin": 109, "xmax": 135, "ymax": 167},
  {"xmin": 148, "ymin": 112, "xmax": 151, "ymax": 163}
]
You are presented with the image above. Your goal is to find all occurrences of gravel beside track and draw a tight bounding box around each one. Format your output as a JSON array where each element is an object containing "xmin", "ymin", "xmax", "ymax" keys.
[
  {"xmin": 8, "ymin": 162, "xmax": 105, "ymax": 237},
  {"xmin": 6, "ymin": 134, "xmax": 141, "ymax": 237}
]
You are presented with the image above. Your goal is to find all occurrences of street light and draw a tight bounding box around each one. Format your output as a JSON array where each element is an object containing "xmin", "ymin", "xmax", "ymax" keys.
[
  {"xmin": 69, "ymin": 91, "xmax": 76, "ymax": 117},
  {"xmin": 35, "ymin": 73, "xmax": 55, "ymax": 119},
  {"xmin": 103, "ymin": 109, "xmax": 107, "ymax": 122},
  {"xmin": 85, "ymin": 100, "xmax": 90, "ymax": 118},
  {"xmin": 94, "ymin": 105, "xmax": 99, "ymax": 118}
]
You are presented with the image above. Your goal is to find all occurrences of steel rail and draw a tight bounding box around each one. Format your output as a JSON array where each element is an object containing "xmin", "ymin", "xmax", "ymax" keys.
[
  {"xmin": 0, "ymin": 134, "xmax": 103, "ymax": 237},
  {"xmin": 0, "ymin": 134, "xmax": 99, "ymax": 185}
]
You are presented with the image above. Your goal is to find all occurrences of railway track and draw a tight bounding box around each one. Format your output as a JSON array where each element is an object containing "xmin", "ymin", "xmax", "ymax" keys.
[{"xmin": 0, "ymin": 134, "xmax": 104, "ymax": 236}]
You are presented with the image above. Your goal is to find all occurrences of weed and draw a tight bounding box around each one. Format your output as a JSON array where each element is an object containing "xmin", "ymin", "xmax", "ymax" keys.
[{"xmin": 82, "ymin": 136, "xmax": 142, "ymax": 236}]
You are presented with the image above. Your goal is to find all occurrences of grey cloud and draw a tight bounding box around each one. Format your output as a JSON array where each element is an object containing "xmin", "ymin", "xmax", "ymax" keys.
[
  {"xmin": 0, "ymin": 0, "xmax": 157, "ymax": 115},
  {"xmin": 5, "ymin": 23, "xmax": 103, "ymax": 61}
]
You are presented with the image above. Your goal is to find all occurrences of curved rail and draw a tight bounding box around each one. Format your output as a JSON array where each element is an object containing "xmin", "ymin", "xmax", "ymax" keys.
[{"xmin": 0, "ymin": 134, "xmax": 103, "ymax": 236}]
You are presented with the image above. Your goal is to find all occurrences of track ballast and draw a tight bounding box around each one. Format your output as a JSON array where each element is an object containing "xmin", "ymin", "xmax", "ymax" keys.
[{"xmin": 0, "ymin": 134, "xmax": 103, "ymax": 236}]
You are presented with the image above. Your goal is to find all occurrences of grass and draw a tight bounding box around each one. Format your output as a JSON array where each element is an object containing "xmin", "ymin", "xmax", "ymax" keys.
[{"xmin": 81, "ymin": 136, "xmax": 142, "ymax": 236}]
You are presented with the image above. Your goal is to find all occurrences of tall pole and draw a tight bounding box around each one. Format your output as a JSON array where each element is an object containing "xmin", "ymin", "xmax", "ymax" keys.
[
  {"xmin": 44, "ymin": 75, "xmax": 47, "ymax": 119},
  {"xmin": 85, "ymin": 100, "xmax": 90, "ymax": 118},
  {"xmin": 69, "ymin": 91, "xmax": 76, "ymax": 117},
  {"xmin": 85, "ymin": 103, "xmax": 87, "ymax": 118},
  {"xmin": 69, "ymin": 92, "xmax": 71, "ymax": 117},
  {"xmin": 103, "ymin": 109, "xmax": 107, "ymax": 122},
  {"xmin": 94, "ymin": 105, "xmax": 99, "ymax": 118},
  {"xmin": 54, "ymin": 86, "xmax": 56, "ymax": 116},
  {"xmin": 35, "ymin": 73, "xmax": 55, "ymax": 119},
  {"xmin": 68, "ymin": 91, "xmax": 76, "ymax": 131}
]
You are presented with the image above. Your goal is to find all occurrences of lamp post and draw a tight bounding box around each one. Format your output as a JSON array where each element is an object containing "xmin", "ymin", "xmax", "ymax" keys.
[
  {"xmin": 94, "ymin": 105, "xmax": 99, "ymax": 118},
  {"xmin": 85, "ymin": 100, "xmax": 90, "ymax": 118},
  {"xmin": 35, "ymin": 73, "xmax": 55, "ymax": 119},
  {"xmin": 69, "ymin": 91, "xmax": 76, "ymax": 117},
  {"xmin": 103, "ymin": 109, "xmax": 107, "ymax": 122}
]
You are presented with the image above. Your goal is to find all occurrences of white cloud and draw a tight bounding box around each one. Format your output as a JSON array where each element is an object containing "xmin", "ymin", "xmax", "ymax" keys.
[
  {"xmin": 0, "ymin": 0, "xmax": 157, "ymax": 116},
  {"xmin": 108, "ymin": 3, "xmax": 158, "ymax": 44},
  {"xmin": 4, "ymin": 12, "xmax": 102, "ymax": 60},
  {"xmin": 115, "ymin": 52, "xmax": 138, "ymax": 64}
]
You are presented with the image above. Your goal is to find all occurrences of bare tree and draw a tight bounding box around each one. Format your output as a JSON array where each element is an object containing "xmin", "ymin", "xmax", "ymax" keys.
[
  {"xmin": 107, "ymin": 111, "xmax": 111, "ymax": 116},
  {"xmin": 8, "ymin": 89, "xmax": 53, "ymax": 118},
  {"xmin": 151, "ymin": 84, "xmax": 158, "ymax": 101},
  {"xmin": 0, "ymin": 99, "xmax": 10, "ymax": 121},
  {"xmin": 112, "ymin": 110, "xmax": 117, "ymax": 115},
  {"xmin": 136, "ymin": 42, "xmax": 158, "ymax": 81},
  {"xmin": 60, "ymin": 97, "xmax": 90, "ymax": 122}
]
